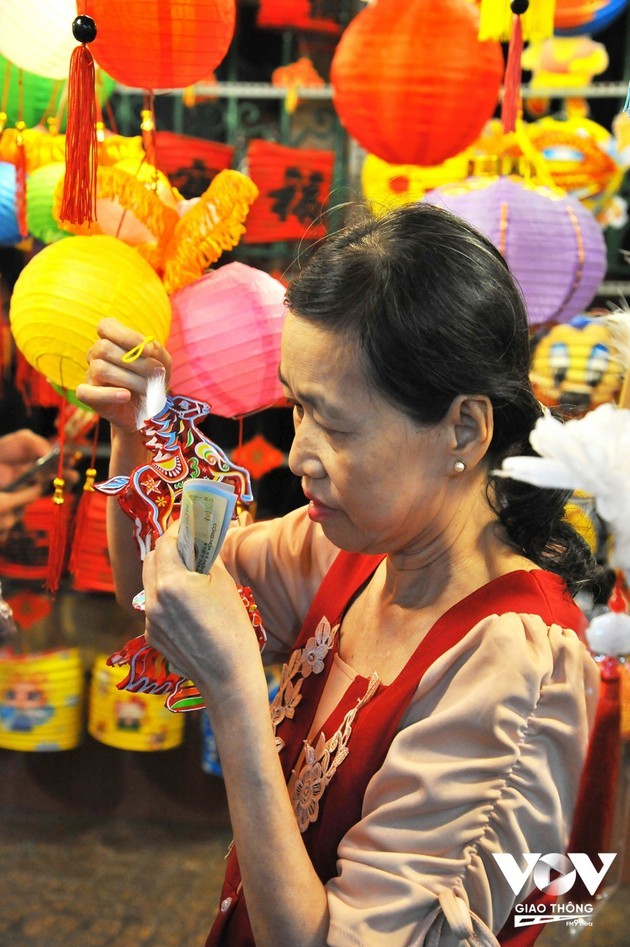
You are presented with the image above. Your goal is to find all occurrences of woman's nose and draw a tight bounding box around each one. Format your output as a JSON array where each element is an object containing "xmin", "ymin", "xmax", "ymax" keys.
[{"xmin": 288, "ymin": 425, "xmax": 325, "ymax": 480}]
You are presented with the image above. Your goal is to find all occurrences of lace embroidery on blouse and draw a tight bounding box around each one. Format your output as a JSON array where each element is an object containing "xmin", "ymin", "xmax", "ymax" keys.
[{"xmin": 269, "ymin": 616, "xmax": 380, "ymax": 833}]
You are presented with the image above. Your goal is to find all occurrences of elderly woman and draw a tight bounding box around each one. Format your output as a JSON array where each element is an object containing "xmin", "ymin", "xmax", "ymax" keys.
[{"xmin": 77, "ymin": 203, "xmax": 603, "ymax": 947}]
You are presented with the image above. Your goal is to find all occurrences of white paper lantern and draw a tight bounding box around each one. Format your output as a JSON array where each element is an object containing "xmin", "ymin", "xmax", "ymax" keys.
[{"xmin": 0, "ymin": 0, "xmax": 77, "ymax": 80}]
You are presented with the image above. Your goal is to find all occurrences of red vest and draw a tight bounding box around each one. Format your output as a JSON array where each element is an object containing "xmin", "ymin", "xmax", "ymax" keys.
[{"xmin": 206, "ymin": 552, "xmax": 586, "ymax": 947}]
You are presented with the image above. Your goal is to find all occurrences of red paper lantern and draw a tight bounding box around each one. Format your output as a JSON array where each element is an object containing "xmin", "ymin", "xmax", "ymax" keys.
[
  {"xmin": 71, "ymin": 492, "xmax": 115, "ymax": 594},
  {"xmin": 242, "ymin": 140, "xmax": 335, "ymax": 243},
  {"xmin": 330, "ymin": 0, "xmax": 504, "ymax": 167},
  {"xmin": 257, "ymin": 0, "xmax": 344, "ymax": 35},
  {"xmin": 154, "ymin": 131, "xmax": 235, "ymax": 199},
  {"xmin": 87, "ymin": 0, "xmax": 236, "ymax": 90}
]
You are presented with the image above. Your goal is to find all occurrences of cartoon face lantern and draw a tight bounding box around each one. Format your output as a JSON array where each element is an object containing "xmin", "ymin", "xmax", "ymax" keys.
[{"xmin": 530, "ymin": 314, "xmax": 624, "ymax": 415}]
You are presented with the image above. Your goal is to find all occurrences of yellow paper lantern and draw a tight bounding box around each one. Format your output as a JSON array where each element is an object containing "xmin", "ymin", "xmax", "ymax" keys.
[
  {"xmin": 10, "ymin": 236, "xmax": 171, "ymax": 391},
  {"xmin": 361, "ymin": 151, "xmax": 471, "ymax": 215}
]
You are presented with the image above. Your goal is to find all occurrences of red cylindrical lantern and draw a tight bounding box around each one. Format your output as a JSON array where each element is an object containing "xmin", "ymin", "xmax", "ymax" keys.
[
  {"xmin": 257, "ymin": 0, "xmax": 344, "ymax": 34},
  {"xmin": 330, "ymin": 0, "xmax": 504, "ymax": 167},
  {"xmin": 87, "ymin": 0, "xmax": 236, "ymax": 90}
]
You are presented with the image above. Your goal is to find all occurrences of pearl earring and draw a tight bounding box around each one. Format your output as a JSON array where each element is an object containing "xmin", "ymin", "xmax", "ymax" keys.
[{"xmin": 453, "ymin": 460, "xmax": 466, "ymax": 473}]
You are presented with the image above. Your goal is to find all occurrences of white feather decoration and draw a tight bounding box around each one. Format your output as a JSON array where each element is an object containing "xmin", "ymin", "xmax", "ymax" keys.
[
  {"xmin": 496, "ymin": 403, "xmax": 630, "ymax": 568},
  {"xmin": 135, "ymin": 368, "xmax": 168, "ymax": 430}
]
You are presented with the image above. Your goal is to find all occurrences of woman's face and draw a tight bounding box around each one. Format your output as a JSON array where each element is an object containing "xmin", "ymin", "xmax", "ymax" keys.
[{"xmin": 279, "ymin": 312, "xmax": 457, "ymax": 556}]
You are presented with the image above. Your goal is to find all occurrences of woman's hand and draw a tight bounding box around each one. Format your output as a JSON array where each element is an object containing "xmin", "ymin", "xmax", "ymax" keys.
[
  {"xmin": 76, "ymin": 318, "xmax": 172, "ymax": 436},
  {"xmin": 0, "ymin": 429, "xmax": 52, "ymax": 534},
  {"xmin": 142, "ymin": 521, "xmax": 264, "ymax": 698}
]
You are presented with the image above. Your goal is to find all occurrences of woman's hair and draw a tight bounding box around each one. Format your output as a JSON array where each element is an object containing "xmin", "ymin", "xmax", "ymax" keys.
[{"xmin": 286, "ymin": 202, "xmax": 607, "ymax": 595}]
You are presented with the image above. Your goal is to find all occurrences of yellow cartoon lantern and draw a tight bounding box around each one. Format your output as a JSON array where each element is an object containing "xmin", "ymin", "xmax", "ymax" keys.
[{"xmin": 530, "ymin": 313, "xmax": 625, "ymax": 414}]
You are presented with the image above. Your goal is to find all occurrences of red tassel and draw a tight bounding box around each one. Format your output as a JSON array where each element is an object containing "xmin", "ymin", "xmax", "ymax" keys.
[
  {"xmin": 501, "ymin": 13, "xmax": 524, "ymax": 134},
  {"xmin": 46, "ymin": 399, "xmax": 72, "ymax": 595},
  {"xmin": 15, "ymin": 120, "xmax": 28, "ymax": 238},
  {"xmin": 59, "ymin": 42, "xmax": 98, "ymax": 225}
]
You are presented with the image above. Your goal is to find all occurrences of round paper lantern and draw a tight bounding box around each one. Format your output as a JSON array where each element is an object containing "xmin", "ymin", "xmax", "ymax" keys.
[
  {"xmin": 423, "ymin": 172, "xmax": 607, "ymax": 327},
  {"xmin": 26, "ymin": 162, "xmax": 70, "ymax": 244},
  {"xmin": 554, "ymin": 0, "xmax": 629, "ymax": 35},
  {"xmin": 0, "ymin": 161, "xmax": 22, "ymax": 246},
  {"xmin": 10, "ymin": 235, "xmax": 172, "ymax": 391},
  {"xmin": 0, "ymin": 0, "xmax": 78, "ymax": 80},
  {"xmin": 330, "ymin": 0, "xmax": 504, "ymax": 167},
  {"xmin": 168, "ymin": 262, "xmax": 286, "ymax": 418},
  {"xmin": 88, "ymin": 0, "xmax": 236, "ymax": 90},
  {"xmin": 0, "ymin": 53, "xmax": 116, "ymax": 130}
]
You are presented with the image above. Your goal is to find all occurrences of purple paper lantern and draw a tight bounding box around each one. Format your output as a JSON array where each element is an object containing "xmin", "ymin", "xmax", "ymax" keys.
[
  {"xmin": 423, "ymin": 175, "xmax": 607, "ymax": 327},
  {"xmin": 167, "ymin": 262, "xmax": 286, "ymax": 419}
]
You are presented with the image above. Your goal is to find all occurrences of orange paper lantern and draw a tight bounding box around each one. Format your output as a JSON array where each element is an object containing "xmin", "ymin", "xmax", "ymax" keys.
[
  {"xmin": 87, "ymin": 0, "xmax": 236, "ymax": 90},
  {"xmin": 330, "ymin": 0, "xmax": 504, "ymax": 167}
]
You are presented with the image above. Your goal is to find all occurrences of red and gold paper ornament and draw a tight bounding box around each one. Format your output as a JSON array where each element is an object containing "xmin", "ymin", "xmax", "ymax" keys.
[
  {"xmin": 232, "ymin": 434, "xmax": 285, "ymax": 481},
  {"xmin": 167, "ymin": 261, "xmax": 286, "ymax": 418},
  {"xmin": 330, "ymin": 0, "xmax": 504, "ymax": 167},
  {"xmin": 424, "ymin": 167, "xmax": 607, "ymax": 327},
  {"xmin": 88, "ymin": 0, "xmax": 236, "ymax": 90},
  {"xmin": 241, "ymin": 140, "xmax": 334, "ymax": 243}
]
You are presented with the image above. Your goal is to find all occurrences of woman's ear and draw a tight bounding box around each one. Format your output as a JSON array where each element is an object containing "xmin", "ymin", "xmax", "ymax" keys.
[{"xmin": 445, "ymin": 394, "xmax": 494, "ymax": 469}]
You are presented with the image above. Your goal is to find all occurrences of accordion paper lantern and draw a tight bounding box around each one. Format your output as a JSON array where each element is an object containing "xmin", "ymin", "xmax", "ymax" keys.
[
  {"xmin": 0, "ymin": 0, "xmax": 77, "ymax": 80},
  {"xmin": 257, "ymin": 0, "xmax": 344, "ymax": 34},
  {"xmin": 71, "ymin": 492, "xmax": 115, "ymax": 594},
  {"xmin": 168, "ymin": 262, "xmax": 286, "ymax": 418},
  {"xmin": 423, "ymin": 173, "xmax": 607, "ymax": 327},
  {"xmin": 0, "ymin": 161, "xmax": 22, "ymax": 247},
  {"xmin": 10, "ymin": 235, "xmax": 172, "ymax": 391},
  {"xmin": 330, "ymin": 0, "xmax": 504, "ymax": 167},
  {"xmin": 241, "ymin": 140, "xmax": 335, "ymax": 243},
  {"xmin": 88, "ymin": 0, "xmax": 236, "ymax": 90},
  {"xmin": 154, "ymin": 131, "xmax": 235, "ymax": 199}
]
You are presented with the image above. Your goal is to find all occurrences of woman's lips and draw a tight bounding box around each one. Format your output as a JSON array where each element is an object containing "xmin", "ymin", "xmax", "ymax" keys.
[{"xmin": 306, "ymin": 497, "xmax": 336, "ymax": 522}]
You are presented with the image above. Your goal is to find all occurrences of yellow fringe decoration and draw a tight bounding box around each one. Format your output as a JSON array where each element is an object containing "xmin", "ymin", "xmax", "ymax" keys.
[
  {"xmin": 52, "ymin": 166, "xmax": 180, "ymax": 270},
  {"xmin": 478, "ymin": 0, "xmax": 556, "ymax": 42},
  {"xmin": 0, "ymin": 129, "xmax": 145, "ymax": 175},
  {"xmin": 163, "ymin": 170, "xmax": 259, "ymax": 295}
]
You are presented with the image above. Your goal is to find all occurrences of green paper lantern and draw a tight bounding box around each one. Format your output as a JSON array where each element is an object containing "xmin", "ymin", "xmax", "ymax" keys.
[
  {"xmin": 26, "ymin": 162, "xmax": 69, "ymax": 244},
  {"xmin": 0, "ymin": 53, "xmax": 116, "ymax": 131}
]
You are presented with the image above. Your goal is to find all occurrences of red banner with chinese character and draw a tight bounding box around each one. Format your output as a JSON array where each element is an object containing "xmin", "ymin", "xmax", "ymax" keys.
[
  {"xmin": 154, "ymin": 131, "xmax": 235, "ymax": 200},
  {"xmin": 242, "ymin": 140, "xmax": 335, "ymax": 243}
]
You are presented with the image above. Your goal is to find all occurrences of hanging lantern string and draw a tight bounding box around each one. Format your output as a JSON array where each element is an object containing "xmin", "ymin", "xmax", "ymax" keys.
[
  {"xmin": 141, "ymin": 92, "xmax": 158, "ymax": 174},
  {"xmin": 0, "ymin": 65, "xmax": 12, "ymax": 135},
  {"xmin": 14, "ymin": 70, "xmax": 28, "ymax": 239},
  {"xmin": 122, "ymin": 336, "xmax": 155, "ymax": 363},
  {"xmin": 501, "ymin": 0, "xmax": 529, "ymax": 135}
]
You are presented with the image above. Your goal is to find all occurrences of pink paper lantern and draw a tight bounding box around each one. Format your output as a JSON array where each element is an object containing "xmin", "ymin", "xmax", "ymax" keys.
[
  {"xmin": 423, "ymin": 174, "xmax": 607, "ymax": 327},
  {"xmin": 167, "ymin": 262, "xmax": 286, "ymax": 418}
]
